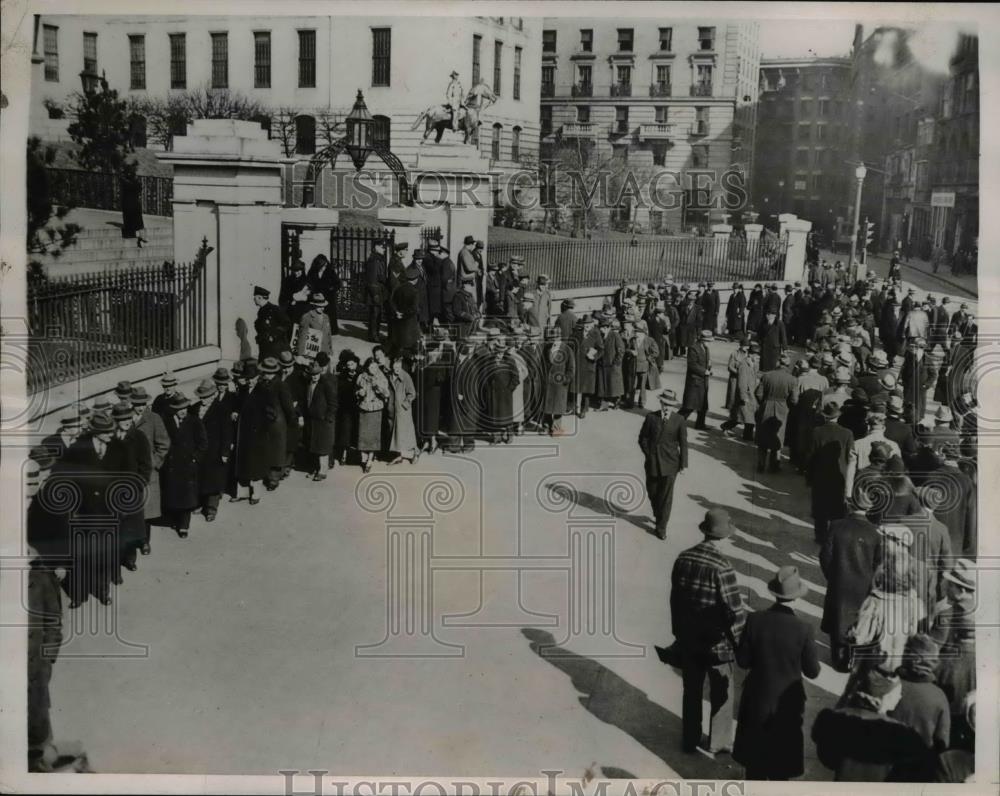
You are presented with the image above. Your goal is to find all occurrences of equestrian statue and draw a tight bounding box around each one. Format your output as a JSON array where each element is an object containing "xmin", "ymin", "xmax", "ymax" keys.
[{"xmin": 410, "ymin": 70, "xmax": 498, "ymax": 145}]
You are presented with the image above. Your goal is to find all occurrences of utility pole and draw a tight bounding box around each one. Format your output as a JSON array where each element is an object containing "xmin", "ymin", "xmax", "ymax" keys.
[{"xmin": 848, "ymin": 164, "xmax": 866, "ymax": 281}]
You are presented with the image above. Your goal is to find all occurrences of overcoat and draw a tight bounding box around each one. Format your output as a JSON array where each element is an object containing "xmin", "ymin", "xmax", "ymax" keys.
[
  {"xmin": 735, "ymin": 357, "xmax": 759, "ymax": 424},
  {"xmin": 103, "ymin": 431, "xmax": 148, "ymax": 547},
  {"xmin": 746, "ymin": 289, "xmax": 765, "ymax": 334},
  {"xmin": 575, "ymin": 327, "xmax": 601, "ymax": 395},
  {"xmin": 424, "ymin": 255, "xmax": 456, "ymax": 318},
  {"xmin": 304, "ymin": 376, "xmax": 338, "ymax": 455},
  {"xmin": 726, "ymin": 290, "xmax": 747, "ymax": 335},
  {"xmin": 543, "ymin": 343, "xmax": 575, "ymax": 415},
  {"xmin": 334, "ymin": 371, "xmax": 359, "ymax": 450},
  {"xmin": 634, "ymin": 335, "xmax": 661, "ymax": 389},
  {"xmin": 389, "ymin": 282, "xmax": 422, "ymax": 354},
  {"xmin": 806, "ymin": 421, "xmax": 854, "ymax": 520},
  {"xmin": 197, "ymin": 397, "xmax": 234, "ymax": 496},
  {"xmin": 235, "ymin": 381, "xmax": 279, "ymax": 482},
  {"xmin": 160, "ymin": 411, "xmax": 207, "ymax": 511},
  {"xmin": 134, "ymin": 408, "xmax": 170, "ymax": 519},
  {"xmin": 597, "ymin": 330, "xmax": 625, "ymax": 399},
  {"xmin": 415, "ymin": 357, "xmax": 448, "ymax": 438},
  {"xmin": 389, "ymin": 370, "xmax": 418, "ymax": 452},
  {"xmin": 486, "ymin": 353, "xmax": 520, "ymax": 429},
  {"xmin": 724, "ymin": 350, "xmax": 747, "ymax": 409},
  {"xmin": 681, "ymin": 340, "xmax": 711, "ymax": 413},
  {"xmin": 733, "ymin": 603, "xmax": 821, "ymax": 778},
  {"xmin": 755, "ymin": 367, "xmax": 799, "ymax": 450},
  {"xmin": 758, "ymin": 319, "xmax": 787, "ymax": 372},
  {"xmin": 819, "ymin": 513, "xmax": 880, "ymax": 642},
  {"xmin": 448, "ymin": 354, "xmax": 480, "ymax": 437}
]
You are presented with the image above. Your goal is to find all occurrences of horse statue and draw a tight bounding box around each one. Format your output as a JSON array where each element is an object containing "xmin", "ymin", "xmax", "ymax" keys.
[{"xmin": 410, "ymin": 82, "xmax": 498, "ymax": 145}]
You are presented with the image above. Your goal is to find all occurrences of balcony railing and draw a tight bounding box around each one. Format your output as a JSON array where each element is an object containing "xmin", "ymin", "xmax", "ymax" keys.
[
  {"xmin": 649, "ymin": 82, "xmax": 672, "ymax": 97},
  {"xmin": 690, "ymin": 83, "xmax": 713, "ymax": 97},
  {"xmin": 561, "ymin": 122, "xmax": 598, "ymax": 138},
  {"xmin": 638, "ymin": 123, "xmax": 676, "ymax": 140},
  {"xmin": 541, "ymin": 82, "xmax": 555, "ymax": 98},
  {"xmin": 571, "ymin": 83, "xmax": 593, "ymax": 97},
  {"xmin": 611, "ymin": 123, "xmax": 631, "ymax": 137},
  {"xmin": 611, "ymin": 82, "xmax": 633, "ymax": 97}
]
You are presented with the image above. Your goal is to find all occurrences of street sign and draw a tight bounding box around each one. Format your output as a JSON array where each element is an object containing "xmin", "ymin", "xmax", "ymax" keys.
[{"xmin": 931, "ymin": 191, "xmax": 955, "ymax": 208}]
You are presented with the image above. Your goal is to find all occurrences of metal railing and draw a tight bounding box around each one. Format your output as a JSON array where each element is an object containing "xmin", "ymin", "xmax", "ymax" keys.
[
  {"xmin": 571, "ymin": 83, "xmax": 593, "ymax": 97},
  {"xmin": 46, "ymin": 168, "xmax": 174, "ymax": 217},
  {"xmin": 611, "ymin": 82, "xmax": 633, "ymax": 97},
  {"xmin": 488, "ymin": 235, "xmax": 788, "ymax": 290},
  {"xmin": 649, "ymin": 82, "xmax": 672, "ymax": 97},
  {"xmin": 27, "ymin": 259, "xmax": 207, "ymax": 394},
  {"xmin": 690, "ymin": 83, "xmax": 714, "ymax": 97}
]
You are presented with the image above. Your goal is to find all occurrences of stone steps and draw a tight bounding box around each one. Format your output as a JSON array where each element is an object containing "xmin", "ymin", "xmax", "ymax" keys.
[{"xmin": 66, "ymin": 233, "xmax": 174, "ymax": 251}]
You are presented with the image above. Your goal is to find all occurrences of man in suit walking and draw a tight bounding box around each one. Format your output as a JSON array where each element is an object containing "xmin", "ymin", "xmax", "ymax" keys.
[{"xmin": 637, "ymin": 389, "xmax": 687, "ymax": 539}]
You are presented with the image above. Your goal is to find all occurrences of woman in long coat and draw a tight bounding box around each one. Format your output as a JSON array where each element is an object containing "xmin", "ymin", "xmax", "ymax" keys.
[
  {"xmin": 388, "ymin": 357, "xmax": 419, "ymax": 462},
  {"xmin": 726, "ymin": 284, "xmax": 747, "ymax": 337},
  {"xmin": 160, "ymin": 394, "xmax": 207, "ymax": 535},
  {"xmin": 597, "ymin": 322, "xmax": 625, "ymax": 408},
  {"xmin": 416, "ymin": 343, "xmax": 449, "ymax": 451},
  {"xmin": 304, "ymin": 361, "xmax": 338, "ymax": 479},
  {"xmin": 574, "ymin": 318, "xmax": 600, "ymax": 417},
  {"xmin": 356, "ymin": 357, "xmax": 390, "ymax": 472},
  {"xmin": 746, "ymin": 284, "xmax": 765, "ymax": 336},
  {"xmin": 333, "ymin": 354, "xmax": 360, "ymax": 464},
  {"xmin": 509, "ymin": 334, "xmax": 530, "ymax": 433},
  {"xmin": 542, "ymin": 332, "xmax": 575, "ymax": 432}
]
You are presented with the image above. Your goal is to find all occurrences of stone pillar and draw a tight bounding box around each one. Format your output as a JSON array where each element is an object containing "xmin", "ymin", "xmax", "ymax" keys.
[
  {"xmin": 778, "ymin": 213, "xmax": 813, "ymax": 284},
  {"xmin": 744, "ymin": 223, "xmax": 764, "ymax": 240},
  {"xmin": 158, "ymin": 120, "xmax": 284, "ymax": 364}
]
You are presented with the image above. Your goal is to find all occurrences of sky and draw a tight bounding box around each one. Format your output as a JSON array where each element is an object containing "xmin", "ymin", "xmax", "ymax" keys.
[{"xmin": 758, "ymin": 20, "xmax": 859, "ymax": 59}]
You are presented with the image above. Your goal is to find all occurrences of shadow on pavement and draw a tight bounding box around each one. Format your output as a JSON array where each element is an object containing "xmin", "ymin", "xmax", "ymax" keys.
[
  {"xmin": 548, "ymin": 486, "xmax": 659, "ymax": 539},
  {"xmin": 522, "ymin": 627, "xmax": 743, "ymax": 781}
]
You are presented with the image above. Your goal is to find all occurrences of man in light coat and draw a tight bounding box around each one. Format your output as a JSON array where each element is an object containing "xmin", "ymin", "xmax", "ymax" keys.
[{"xmin": 131, "ymin": 386, "xmax": 169, "ymax": 556}]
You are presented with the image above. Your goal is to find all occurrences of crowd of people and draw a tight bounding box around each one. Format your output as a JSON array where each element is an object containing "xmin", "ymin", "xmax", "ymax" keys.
[{"xmin": 24, "ymin": 234, "xmax": 980, "ymax": 779}]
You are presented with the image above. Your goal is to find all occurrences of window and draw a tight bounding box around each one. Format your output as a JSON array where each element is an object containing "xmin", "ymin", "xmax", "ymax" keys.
[
  {"xmin": 617, "ymin": 65, "xmax": 631, "ymax": 86},
  {"xmin": 652, "ymin": 144, "xmax": 668, "ymax": 167},
  {"xmin": 372, "ymin": 28, "xmax": 391, "ymax": 86},
  {"xmin": 540, "ymin": 106, "xmax": 552, "ymax": 137},
  {"xmin": 696, "ymin": 64, "xmax": 712, "ymax": 88},
  {"xmin": 816, "ymin": 124, "xmax": 826, "ymax": 142},
  {"xmin": 169, "ymin": 33, "xmax": 186, "ymax": 89},
  {"xmin": 42, "ymin": 25, "xmax": 58, "ymax": 81},
  {"xmin": 295, "ymin": 115, "xmax": 315, "ymax": 155},
  {"xmin": 298, "ymin": 30, "xmax": 316, "ymax": 88},
  {"xmin": 617, "ymin": 28, "xmax": 633, "ymax": 52},
  {"xmin": 491, "ymin": 123, "xmax": 502, "ymax": 160},
  {"xmin": 796, "ymin": 149, "xmax": 809, "ymax": 166},
  {"xmin": 655, "ymin": 64, "xmax": 671, "ymax": 94},
  {"xmin": 83, "ymin": 32, "xmax": 97, "ymax": 73},
  {"xmin": 580, "ymin": 29, "xmax": 593, "ymax": 52},
  {"xmin": 692, "ymin": 144, "xmax": 709, "ymax": 168},
  {"xmin": 128, "ymin": 35, "xmax": 145, "ymax": 89},
  {"xmin": 254, "ymin": 31, "xmax": 271, "ymax": 88},
  {"xmin": 818, "ymin": 99, "xmax": 829, "ymax": 117},
  {"xmin": 493, "ymin": 40, "xmax": 502, "ymax": 94},
  {"xmin": 542, "ymin": 29, "xmax": 556, "ymax": 53},
  {"xmin": 698, "ymin": 26, "xmax": 715, "ymax": 51},
  {"xmin": 211, "ymin": 32, "xmax": 228, "ymax": 89},
  {"xmin": 802, "ymin": 73, "xmax": 814, "ymax": 92},
  {"xmin": 614, "ymin": 106, "xmax": 629, "ymax": 134},
  {"xmin": 472, "ymin": 35, "xmax": 481, "ymax": 84},
  {"xmin": 577, "ymin": 105, "xmax": 590, "ymax": 123},
  {"xmin": 513, "ymin": 46, "xmax": 521, "ymax": 99},
  {"xmin": 578, "ymin": 65, "xmax": 592, "ymax": 86},
  {"xmin": 800, "ymin": 99, "xmax": 812, "ymax": 116},
  {"xmin": 655, "ymin": 106, "xmax": 668, "ymax": 123},
  {"xmin": 511, "ymin": 126, "xmax": 521, "ymax": 161},
  {"xmin": 658, "ymin": 27, "xmax": 673, "ymax": 51},
  {"xmin": 695, "ymin": 106, "xmax": 709, "ymax": 133},
  {"xmin": 373, "ymin": 115, "xmax": 390, "ymax": 150},
  {"xmin": 541, "ymin": 65, "xmax": 554, "ymax": 92}
]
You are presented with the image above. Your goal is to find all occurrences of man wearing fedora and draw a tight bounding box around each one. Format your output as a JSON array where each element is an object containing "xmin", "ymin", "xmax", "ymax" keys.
[
  {"xmin": 637, "ymin": 389, "xmax": 687, "ymax": 539},
  {"xmin": 457, "ymin": 235, "xmax": 481, "ymax": 303},
  {"xmin": 806, "ymin": 400, "xmax": 855, "ymax": 545},
  {"xmin": 754, "ymin": 352, "xmax": 799, "ymax": 472},
  {"xmin": 106, "ymin": 401, "xmax": 150, "ymax": 577},
  {"xmin": 194, "ymin": 379, "xmax": 233, "ymax": 523},
  {"xmin": 151, "ymin": 371, "xmax": 180, "ymax": 421},
  {"xmin": 160, "ymin": 392, "xmax": 206, "ymax": 538},
  {"xmin": 734, "ymin": 565, "xmax": 821, "ymax": 780},
  {"xmin": 671, "ymin": 508, "xmax": 746, "ymax": 754},
  {"xmin": 131, "ymin": 386, "xmax": 170, "ymax": 555},
  {"xmin": 681, "ymin": 329, "xmax": 713, "ymax": 430},
  {"xmin": 424, "ymin": 239, "xmax": 456, "ymax": 325},
  {"xmin": 253, "ymin": 286, "xmax": 291, "ymax": 362},
  {"xmin": 389, "ymin": 264, "xmax": 424, "ymax": 358},
  {"xmin": 450, "ymin": 273, "xmax": 480, "ymax": 340},
  {"xmin": 40, "ymin": 410, "xmax": 82, "ymax": 465},
  {"xmin": 303, "ymin": 360, "xmax": 339, "ymax": 481},
  {"xmin": 295, "ymin": 293, "xmax": 333, "ymax": 358},
  {"xmin": 900, "ymin": 338, "xmax": 933, "ymax": 425}
]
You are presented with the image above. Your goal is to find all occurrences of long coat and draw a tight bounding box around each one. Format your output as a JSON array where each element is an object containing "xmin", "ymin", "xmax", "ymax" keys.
[
  {"xmin": 807, "ymin": 421, "xmax": 854, "ymax": 520},
  {"xmin": 425, "ymin": 255, "xmax": 456, "ymax": 318},
  {"xmin": 543, "ymin": 342, "xmax": 575, "ymax": 415},
  {"xmin": 633, "ymin": 335, "xmax": 660, "ymax": 389},
  {"xmin": 726, "ymin": 290, "xmax": 746, "ymax": 335},
  {"xmin": 597, "ymin": 330, "xmax": 625, "ymax": 399},
  {"xmin": 235, "ymin": 381, "xmax": 279, "ymax": 482},
  {"xmin": 304, "ymin": 376, "xmax": 338, "ymax": 454},
  {"xmin": 755, "ymin": 367, "xmax": 799, "ymax": 450},
  {"xmin": 295, "ymin": 308, "xmax": 333, "ymax": 357},
  {"xmin": 746, "ymin": 289, "xmax": 765, "ymax": 334},
  {"xmin": 389, "ymin": 282, "xmax": 422, "ymax": 354},
  {"xmin": 486, "ymin": 353, "xmax": 520, "ymax": 429},
  {"xmin": 734, "ymin": 603, "xmax": 821, "ymax": 778},
  {"xmin": 724, "ymin": 350, "xmax": 747, "ymax": 409},
  {"xmin": 575, "ymin": 327, "xmax": 601, "ymax": 395},
  {"xmin": 196, "ymin": 396, "xmax": 234, "ymax": 496},
  {"xmin": 734, "ymin": 356, "xmax": 759, "ymax": 424},
  {"xmin": 820, "ymin": 513, "xmax": 880, "ymax": 643},
  {"xmin": 255, "ymin": 302, "xmax": 291, "ymax": 361},
  {"xmin": 681, "ymin": 340, "xmax": 711, "ymax": 414},
  {"xmin": 449, "ymin": 355, "xmax": 480, "ymax": 437},
  {"xmin": 638, "ymin": 410, "xmax": 688, "ymax": 476},
  {"xmin": 160, "ymin": 411, "xmax": 207, "ymax": 511},
  {"xmin": 758, "ymin": 318, "xmax": 787, "ymax": 372},
  {"xmin": 416, "ymin": 357, "xmax": 448, "ymax": 438},
  {"xmin": 104, "ymin": 431, "xmax": 149, "ymax": 548},
  {"xmin": 334, "ymin": 371, "xmax": 359, "ymax": 450},
  {"xmin": 134, "ymin": 408, "xmax": 170, "ymax": 519},
  {"xmin": 389, "ymin": 370, "xmax": 418, "ymax": 452}
]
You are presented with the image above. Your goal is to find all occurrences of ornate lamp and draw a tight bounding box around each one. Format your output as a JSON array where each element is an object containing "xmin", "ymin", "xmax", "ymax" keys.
[
  {"xmin": 344, "ymin": 90, "xmax": 375, "ymax": 171},
  {"xmin": 79, "ymin": 68, "xmax": 99, "ymax": 94}
]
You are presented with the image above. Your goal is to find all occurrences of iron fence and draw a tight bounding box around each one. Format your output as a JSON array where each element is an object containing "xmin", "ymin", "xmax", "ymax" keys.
[
  {"xmin": 487, "ymin": 235, "xmax": 788, "ymax": 289},
  {"xmin": 27, "ymin": 259, "xmax": 207, "ymax": 394},
  {"xmin": 46, "ymin": 168, "xmax": 174, "ymax": 217}
]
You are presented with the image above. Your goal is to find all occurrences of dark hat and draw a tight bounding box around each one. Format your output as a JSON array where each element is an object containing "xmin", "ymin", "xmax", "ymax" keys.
[
  {"xmin": 308, "ymin": 361, "xmax": 324, "ymax": 376},
  {"xmin": 699, "ymin": 508, "xmax": 734, "ymax": 540},
  {"xmin": 404, "ymin": 265, "xmax": 420, "ymax": 280},
  {"xmin": 59, "ymin": 410, "xmax": 82, "ymax": 428},
  {"xmin": 821, "ymin": 400, "xmax": 841, "ymax": 419},
  {"xmin": 212, "ymin": 367, "xmax": 230, "ymax": 384},
  {"xmin": 29, "ymin": 445, "xmax": 56, "ymax": 471},
  {"xmin": 253, "ymin": 286, "xmax": 270, "ymax": 298},
  {"xmin": 130, "ymin": 386, "xmax": 150, "ymax": 406},
  {"xmin": 561, "ymin": 299, "xmax": 575, "ymax": 310},
  {"xmin": 89, "ymin": 412, "xmax": 115, "ymax": 433},
  {"xmin": 195, "ymin": 379, "xmax": 217, "ymax": 399},
  {"xmin": 316, "ymin": 351, "xmax": 332, "ymax": 368},
  {"xmin": 768, "ymin": 565, "xmax": 808, "ymax": 601},
  {"xmin": 310, "ymin": 292, "xmax": 328, "ymax": 308},
  {"xmin": 168, "ymin": 393, "xmax": 191, "ymax": 411},
  {"xmin": 411, "ymin": 248, "xmax": 425, "ymax": 258},
  {"xmin": 111, "ymin": 401, "xmax": 133, "ymax": 421},
  {"xmin": 749, "ymin": 341, "xmax": 761, "ymax": 353},
  {"xmin": 259, "ymin": 357, "xmax": 280, "ymax": 375},
  {"xmin": 464, "ymin": 235, "xmax": 475, "ymax": 245},
  {"xmin": 231, "ymin": 359, "xmax": 245, "ymax": 376},
  {"xmin": 475, "ymin": 240, "xmax": 485, "ymax": 250},
  {"xmin": 598, "ymin": 316, "xmax": 611, "ymax": 328},
  {"xmin": 487, "ymin": 261, "xmax": 499, "ymax": 271},
  {"xmin": 278, "ymin": 350, "xmax": 295, "ymax": 367},
  {"xmin": 114, "ymin": 380, "xmax": 132, "ymax": 398},
  {"xmin": 869, "ymin": 440, "xmax": 893, "ymax": 463},
  {"xmin": 290, "ymin": 259, "xmax": 305, "ymax": 271},
  {"xmin": 450, "ymin": 70, "xmax": 459, "ymax": 77},
  {"xmin": 243, "ymin": 360, "xmax": 259, "ymax": 379},
  {"xmin": 393, "ymin": 241, "xmax": 409, "ymax": 252}
]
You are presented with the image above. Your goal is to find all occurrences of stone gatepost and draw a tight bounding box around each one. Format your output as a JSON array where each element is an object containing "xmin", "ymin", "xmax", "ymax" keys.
[
  {"xmin": 158, "ymin": 120, "xmax": 284, "ymax": 364},
  {"xmin": 778, "ymin": 213, "xmax": 813, "ymax": 284},
  {"xmin": 282, "ymin": 207, "xmax": 341, "ymax": 268}
]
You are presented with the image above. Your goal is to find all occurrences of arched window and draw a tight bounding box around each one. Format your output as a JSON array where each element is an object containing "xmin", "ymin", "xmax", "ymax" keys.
[
  {"xmin": 295, "ymin": 115, "xmax": 316, "ymax": 155},
  {"xmin": 491, "ymin": 122, "xmax": 502, "ymax": 160},
  {"xmin": 373, "ymin": 114, "xmax": 391, "ymax": 150},
  {"xmin": 511, "ymin": 125, "xmax": 521, "ymax": 162},
  {"xmin": 252, "ymin": 114, "xmax": 272, "ymax": 140},
  {"xmin": 128, "ymin": 114, "xmax": 147, "ymax": 149}
]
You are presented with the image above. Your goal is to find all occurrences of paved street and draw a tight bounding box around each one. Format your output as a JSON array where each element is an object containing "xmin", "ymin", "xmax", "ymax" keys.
[
  {"xmin": 818, "ymin": 248, "xmax": 978, "ymax": 301},
  {"xmin": 48, "ymin": 333, "xmax": 855, "ymax": 780}
]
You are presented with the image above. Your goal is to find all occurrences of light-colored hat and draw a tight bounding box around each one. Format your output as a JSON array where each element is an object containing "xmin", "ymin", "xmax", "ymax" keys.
[{"xmin": 768, "ymin": 566, "xmax": 808, "ymax": 601}]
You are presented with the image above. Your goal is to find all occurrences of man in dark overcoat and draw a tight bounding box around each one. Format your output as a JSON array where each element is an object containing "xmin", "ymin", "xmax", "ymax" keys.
[
  {"xmin": 235, "ymin": 360, "xmax": 277, "ymax": 504},
  {"xmin": 596, "ymin": 317, "xmax": 625, "ymax": 410},
  {"xmin": 726, "ymin": 283, "xmax": 746, "ymax": 338},
  {"xmin": 681, "ymin": 329, "xmax": 712, "ymax": 430},
  {"xmin": 160, "ymin": 393, "xmax": 207, "ymax": 537},
  {"xmin": 364, "ymin": 240, "xmax": 389, "ymax": 342},
  {"xmin": 555, "ymin": 299, "xmax": 577, "ymax": 341},
  {"xmin": 258, "ymin": 357, "xmax": 297, "ymax": 491},
  {"xmin": 637, "ymin": 389, "xmax": 687, "ymax": 539},
  {"xmin": 253, "ymin": 286, "xmax": 291, "ymax": 361},
  {"xmin": 762, "ymin": 283, "xmax": 782, "ymax": 318},
  {"xmin": 110, "ymin": 401, "xmax": 151, "ymax": 573},
  {"xmin": 303, "ymin": 360, "xmax": 338, "ymax": 480},
  {"xmin": 131, "ymin": 386, "xmax": 169, "ymax": 555},
  {"xmin": 387, "ymin": 241, "xmax": 408, "ymax": 297},
  {"xmin": 574, "ymin": 316, "xmax": 600, "ymax": 418},
  {"xmin": 450, "ymin": 274, "xmax": 480, "ymax": 339},
  {"xmin": 542, "ymin": 327, "xmax": 575, "ymax": 436},
  {"xmin": 701, "ymin": 282, "xmax": 720, "ymax": 333},
  {"xmin": 734, "ymin": 566, "xmax": 821, "ymax": 780},
  {"xmin": 819, "ymin": 495, "xmax": 880, "ymax": 671},
  {"xmin": 447, "ymin": 342, "xmax": 480, "ymax": 452},
  {"xmin": 424, "ymin": 242, "xmax": 455, "ymax": 324},
  {"xmin": 388, "ymin": 266, "xmax": 423, "ymax": 358},
  {"xmin": 194, "ymin": 379, "xmax": 233, "ymax": 522},
  {"xmin": 900, "ymin": 338, "xmax": 934, "ymax": 425},
  {"xmin": 805, "ymin": 400, "xmax": 855, "ymax": 545},
  {"xmin": 758, "ymin": 311, "xmax": 787, "ymax": 372}
]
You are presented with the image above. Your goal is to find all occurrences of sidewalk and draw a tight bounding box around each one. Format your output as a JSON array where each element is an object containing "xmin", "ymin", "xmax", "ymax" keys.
[{"xmin": 818, "ymin": 247, "xmax": 977, "ymax": 300}]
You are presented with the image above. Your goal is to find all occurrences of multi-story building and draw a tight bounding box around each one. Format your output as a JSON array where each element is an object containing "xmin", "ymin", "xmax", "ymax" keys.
[
  {"xmin": 753, "ymin": 57, "xmax": 853, "ymax": 241},
  {"xmin": 538, "ymin": 19, "xmax": 759, "ymax": 233},
  {"xmin": 29, "ymin": 15, "xmax": 542, "ymax": 207}
]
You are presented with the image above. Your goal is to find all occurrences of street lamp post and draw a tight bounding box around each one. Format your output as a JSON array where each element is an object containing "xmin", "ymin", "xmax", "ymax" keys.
[{"xmin": 848, "ymin": 164, "xmax": 866, "ymax": 280}]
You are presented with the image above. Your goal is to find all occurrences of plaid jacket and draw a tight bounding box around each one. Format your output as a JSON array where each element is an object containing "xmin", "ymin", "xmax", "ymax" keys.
[{"xmin": 670, "ymin": 540, "xmax": 747, "ymax": 661}]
